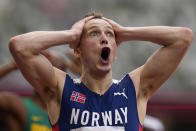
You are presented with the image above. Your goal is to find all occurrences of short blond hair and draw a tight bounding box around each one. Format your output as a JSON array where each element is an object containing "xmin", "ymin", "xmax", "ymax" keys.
[{"xmin": 85, "ymin": 12, "xmax": 103, "ymax": 19}]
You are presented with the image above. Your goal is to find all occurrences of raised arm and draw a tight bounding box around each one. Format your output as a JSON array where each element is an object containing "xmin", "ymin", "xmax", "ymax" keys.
[
  {"xmin": 126, "ymin": 26, "xmax": 193, "ymax": 124},
  {"xmin": 104, "ymin": 18, "xmax": 193, "ymax": 124},
  {"xmin": 9, "ymin": 31, "xmax": 73, "ymax": 100},
  {"xmin": 119, "ymin": 26, "xmax": 193, "ymax": 98},
  {"xmin": 105, "ymin": 18, "xmax": 193, "ymax": 96},
  {"xmin": 9, "ymin": 17, "xmax": 92, "ymax": 102}
]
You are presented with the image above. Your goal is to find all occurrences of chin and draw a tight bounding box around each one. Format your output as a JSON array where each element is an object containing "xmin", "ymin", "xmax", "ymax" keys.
[{"xmin": 96, "ymin": 65, "xmax": 112, "ymax": 73}]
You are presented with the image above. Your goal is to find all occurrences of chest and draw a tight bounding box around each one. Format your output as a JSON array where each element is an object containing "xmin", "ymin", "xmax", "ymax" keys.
[{"xmin": 65, "ymin": 90, "xmax": 128, "ymax": 127}]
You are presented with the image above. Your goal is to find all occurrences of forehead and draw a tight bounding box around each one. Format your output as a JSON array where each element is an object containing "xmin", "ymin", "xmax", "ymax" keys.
[{"xmin": 84, "ymin": 19, "xmax": 113, "ymax": 31}]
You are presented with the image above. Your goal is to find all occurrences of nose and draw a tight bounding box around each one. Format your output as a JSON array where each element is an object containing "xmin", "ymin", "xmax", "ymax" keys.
[{"xmin": 100, "ymin": 34, "xmax": 108, "ymax": 45}]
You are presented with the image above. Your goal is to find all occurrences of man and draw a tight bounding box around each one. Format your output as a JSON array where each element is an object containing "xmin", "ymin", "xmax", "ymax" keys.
[
  {"xmin": 9, "ymin": 14, "xmax": 193, "ymax": 131},
  {"xmin": 0, "ymin": 50, "xmax": 80, "ymax": 131}
]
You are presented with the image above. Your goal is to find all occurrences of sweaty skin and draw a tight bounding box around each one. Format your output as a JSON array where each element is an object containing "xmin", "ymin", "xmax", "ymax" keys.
[{"xmin": 9, "ymin": 16, "xmax": 193, "ymax": 126}]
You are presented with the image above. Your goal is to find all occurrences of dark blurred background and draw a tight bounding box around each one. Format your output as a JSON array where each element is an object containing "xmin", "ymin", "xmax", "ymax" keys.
[{"xmin": 0, "ymin": 0, "xmax": 195, "ymax": 130}]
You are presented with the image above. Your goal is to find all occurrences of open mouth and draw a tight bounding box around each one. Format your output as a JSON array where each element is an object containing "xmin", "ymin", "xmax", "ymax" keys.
[{"xmin": 101, "ymin": 47, "xmax": 110, "ymax": 62}]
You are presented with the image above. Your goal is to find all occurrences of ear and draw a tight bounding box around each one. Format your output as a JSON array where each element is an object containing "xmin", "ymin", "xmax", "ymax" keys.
[{"xmin": 74, "ymin": 47, "xmax": 81, "ymax": 58}]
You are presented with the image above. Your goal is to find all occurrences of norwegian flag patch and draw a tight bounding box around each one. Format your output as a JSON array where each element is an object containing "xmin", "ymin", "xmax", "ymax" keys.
[{"xmin": 70, "ymin": 91, "xmax": 86, "ymax": 104}]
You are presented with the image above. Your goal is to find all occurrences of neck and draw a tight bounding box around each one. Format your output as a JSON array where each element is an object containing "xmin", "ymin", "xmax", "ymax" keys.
[{"xmin": 80, "ymin": 70, "xmax": 113, "ymax": 95}]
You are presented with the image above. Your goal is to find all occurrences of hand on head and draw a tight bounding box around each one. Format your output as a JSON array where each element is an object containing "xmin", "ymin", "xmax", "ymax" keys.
[
  {"xmin": 69, "ymin": 16, "xmax": 94, "ymax": 49},
  {"xmin": 69, "ymin": 14, "xmax": 125, "ymax": 49},
  {"xmin": 102, "ymin": 17, "xmax": 124, "ymax": 45}
]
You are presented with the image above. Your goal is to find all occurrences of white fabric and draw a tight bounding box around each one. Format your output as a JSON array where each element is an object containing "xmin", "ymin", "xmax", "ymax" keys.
[{"xmin": 71, "ymin": 126, "xmax": 125, "ymax": 131}]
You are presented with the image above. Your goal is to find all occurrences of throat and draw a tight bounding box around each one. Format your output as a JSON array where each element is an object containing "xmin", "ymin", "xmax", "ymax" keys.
[
  {"xmin": 80, "ymin": 72, "xmax": 113, "ymax": 95},
  {"xmin": 95, "ymin": 81, "xmax": 113, "ymax": 95}
]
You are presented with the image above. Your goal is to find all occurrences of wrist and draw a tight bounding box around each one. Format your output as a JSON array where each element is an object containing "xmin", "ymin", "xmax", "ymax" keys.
[
  {"xmin": 68, "ymin": 30, "xmax": 78, "ymax": 43},
  {"xmin": 120, "ymin": 27, "xmax": 137, "ymax": 42},
  {"xmin": 116, "ymin": 27, "xmax": 129, "ymax": 44},
  {"xmin": 66, "ymin": 30, "xmax": 80, "ymax": 49}
]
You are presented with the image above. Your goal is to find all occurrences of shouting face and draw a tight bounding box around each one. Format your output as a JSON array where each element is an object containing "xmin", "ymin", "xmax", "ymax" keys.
[{"xmin": 76, "ymin": 18, "xmax": 117, "ymax": 75}]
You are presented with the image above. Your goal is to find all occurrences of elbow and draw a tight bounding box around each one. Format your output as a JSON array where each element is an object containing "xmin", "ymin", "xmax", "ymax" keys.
[
  {"xmin": 9, "ymin": 35, "xmax": 26, "ymax": 56},
  {"xmin": 179, "ymin": 27, "xmax": 194, "ymax": 46}
]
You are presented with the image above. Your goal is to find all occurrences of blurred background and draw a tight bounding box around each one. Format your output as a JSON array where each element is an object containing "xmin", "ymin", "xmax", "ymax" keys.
[{"xmin": 0, "ymin": 0, "xmax": 195, "ymax": 130}]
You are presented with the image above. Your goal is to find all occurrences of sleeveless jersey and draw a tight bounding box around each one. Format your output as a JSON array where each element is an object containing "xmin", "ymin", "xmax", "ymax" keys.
[
  {"xmin": 52, "ymin": 74, "xmax": 143, "ymax": 131},
  {"xmin": 23, "ymin": 98, "xmax": 51, "ymax": 131}
]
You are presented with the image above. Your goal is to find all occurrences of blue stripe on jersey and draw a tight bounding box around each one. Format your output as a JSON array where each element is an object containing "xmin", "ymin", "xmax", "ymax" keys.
[{"xmin": 54, "ymin": 74, "xmax": 140, "ymax": 131}]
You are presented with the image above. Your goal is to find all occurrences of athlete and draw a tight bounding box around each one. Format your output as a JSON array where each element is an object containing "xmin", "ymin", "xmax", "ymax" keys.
[
  {"xmin": 9, "ymin": 13, "xmax": 193, "ymax": 131},
  {"xmin": 0, "ymin": 50, "xmax": 80, "ymax": 131}
]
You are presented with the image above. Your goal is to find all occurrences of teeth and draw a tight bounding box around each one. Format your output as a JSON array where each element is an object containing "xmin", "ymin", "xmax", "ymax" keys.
[{"xmin": 101, "ymin": 47, "xmax": 110, "ymax": 61}]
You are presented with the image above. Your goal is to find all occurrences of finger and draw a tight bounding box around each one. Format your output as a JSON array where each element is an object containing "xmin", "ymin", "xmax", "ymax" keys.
[
  {"xmin": 72, "ymin": 16, "xmax": 94, "ymax": 29},
  {"xmin": 102, "ymin": 17, "xmax": 118, "ymax": 26},
  {"xmin": 84, "ymin": 16, "xmax": 94, "ymax": 23},
  {"xmin": 75, "ymin": 16, "xmax": 94, "ymax": 25},
  {"xmin": 102, "ymin": 17, "xmax": 112, "ymax": 23},
  {"xmin": 103, "ymin": 17, "xmax": 115, "ymax": 24},
  {"xmin": 72, "ymin": 20, "xmax": 84, "ymax": 28},
  {"xmin": 102, "ymin": 17, "xmax": 115, "ymax": 27},
  {"xmin": 102, "ymin": 17, "xmax": 109, "ymax": 21}
]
